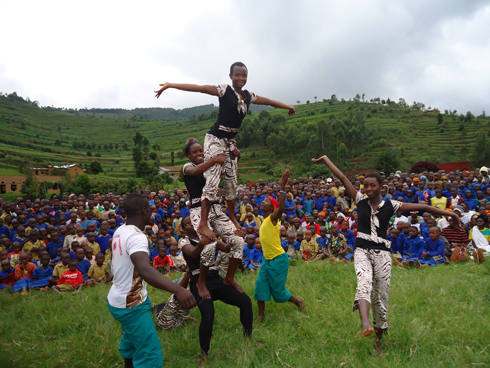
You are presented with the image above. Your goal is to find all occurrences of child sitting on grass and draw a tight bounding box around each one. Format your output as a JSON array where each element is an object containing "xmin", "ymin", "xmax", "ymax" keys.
[
  {"xmin": 13, "ymin": 253, "xmax": 37, "ymax": 295},
  {"xmin": 402, "ymin": 227, "xmax": 426, "ymax": 268},
  {"xmin": 419, "ymin": 227, "xmax": 446, "ymax": 268},
  {"xmin": 285, "ymin": 232, "xmax": 302, "ymax": 260},
  {"xmin": 300, "ymin": 229, "xmax": 318, "ymax": 260},
  {"xmin": 8, "ymin": 242, "xmax": 22, "ymax": 266},
  {"xmin": 53, "ymin": 259, "xmax": 83, "ymax": 293},
  {"xmin": 86, "ymin": 232, "xmax": 101, "ymax": 255},
  {"xmin": 49, "ymin": 252, "xmax": 70, "ymax": 286},
  {"xmin": 29, "ymin": 254, "xmax": 53, "ymax": 291},
  {"xmin": 242, "ymin": 234, "xmax": 255, "ymax": 268},
  {"xmin": 88, "ymin": 253, "xmax": 112, "ymax": 284},
  {"xmin": 326, "ymin": 223, "xmax": 351, "ymax": 263},
  {"xmin": 169, "ymin": 243, "xmax": 187, "ymax": 272},
  {"xmin": 153, "ymin": 246, "xmax": 174, "ymax": 275},
  {"xmin": 76, "ymin": 248, "xmax": 91, "ymax": 284},
  {"xmin": 0, "ymin": 259, "xmax": 15, "ymax": 290},
  {"xmin": 248, "ymin": 238, "xmax": 263, "ymax": 271},
  {"xmin": 23, "ymin": 229, "xmax": 44, "ymax": 261}
]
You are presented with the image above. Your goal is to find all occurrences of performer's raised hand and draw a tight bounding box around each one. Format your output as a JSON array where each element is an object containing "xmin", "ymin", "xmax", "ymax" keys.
[
  {"xmin": 288, "ymin": 107, "xmax": 296, "ymax": 116},
  {"xmin": 155, "ymin": 83, "xmax": 171, "ymax": 98},
  {"xmin": 311, "ymin": 156, "xmax": 327, "ymax": 164},
  {"xmin": 279, "ymin": 170, "xmax": 290, "ymax": 189}
]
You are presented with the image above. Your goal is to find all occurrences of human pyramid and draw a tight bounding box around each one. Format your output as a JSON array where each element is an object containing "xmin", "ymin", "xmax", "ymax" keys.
[{"xmin": 1, "ymin": 62, "xmax": 488, "ymax": 368}]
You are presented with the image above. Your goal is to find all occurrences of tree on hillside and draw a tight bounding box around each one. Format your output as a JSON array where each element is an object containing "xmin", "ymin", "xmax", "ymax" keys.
[
  {"xmin": 296, "ymin": 100, "xmax": 300, "ymax": 104},
  {"xmin": 317, "ymin": 120, "xmax": 328, "ymax": 149},
  {"xmin": 331, "ymin": 94, "xmax": 337, "ymax": 101},
  {"xmin": 314, "ymin": 96, "xmax": 317, "ymax": 102},
  {"xmin": 87, "ymin": 151, "xmax": 92, "ymax": 157},
  {"xmin": 362, "ymin": 93, "xmax": 365, "ymax": 102},
  {"xmin": 88, "ymin": 160, "xmax": 103, "ymax": 175},
  {"xmin": 375, "ymin": 149, "xmax": 399, "ymax": 174},
  {"xmin": 337, "ymin": 143, "xmax": 348, "ymax": 169},
  {"xmin": 103, "ymin": 144, "xmax": 108, "ymax": 150},
  {"xmin": 115, "ymin": 143, "xmax": 119, "ymax": 149},
  {"xmin": 149, "ymin": 152, "xmax": 157, "ymax": 160},
  {"xmin": 109, "ymin": 143, "xmax": 113, "ymax": 150},
  {"xmin": 437, "ymin": 114, "xmax": 443, "ymax": 125},
  {"xmin": 171, "ymin": 151, "xmax": 175, "ymax": 166},
  {"xmin": 470, "ymin": 131, "xmax": 490, "ymax": 167},
  {"xmin": 132, "ymin": 131, "xmax": 156, "ymax": 178}
]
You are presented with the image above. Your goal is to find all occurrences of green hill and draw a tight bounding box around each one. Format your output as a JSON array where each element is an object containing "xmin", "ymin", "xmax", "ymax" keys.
[{"xmin": 0, "ymin": 93, "xmax": 488, "ymax": 188}]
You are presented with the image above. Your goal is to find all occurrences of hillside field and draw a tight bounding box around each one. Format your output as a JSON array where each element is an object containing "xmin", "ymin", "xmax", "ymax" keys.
[{"xmin": 1, "ymin": 93, "xmax": 488, "ymax": 188}]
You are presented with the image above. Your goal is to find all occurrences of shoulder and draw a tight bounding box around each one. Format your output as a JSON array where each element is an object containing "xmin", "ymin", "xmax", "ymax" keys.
[
  {"xmin": 216, "ymin": 84, "xmax": 230, "ymax": 98},
  {"xmin": 183, "ymin": 162, "xmax": 195, "ymax": 174}
]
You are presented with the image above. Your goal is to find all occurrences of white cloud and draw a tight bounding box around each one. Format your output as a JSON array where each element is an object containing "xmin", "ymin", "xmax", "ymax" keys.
[{"xmin": 0, "ymin": 0, "xmax": 489, "ymax": 114}]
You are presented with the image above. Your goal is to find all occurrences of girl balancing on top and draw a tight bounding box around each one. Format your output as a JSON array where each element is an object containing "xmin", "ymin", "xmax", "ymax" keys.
[
  {"xmin": 155, "ymin": 62, "xmax": 295, "ymax": 242},
  {"xmin": 311, "ymin": 155, "xmax": 460, "ymax": 355}
]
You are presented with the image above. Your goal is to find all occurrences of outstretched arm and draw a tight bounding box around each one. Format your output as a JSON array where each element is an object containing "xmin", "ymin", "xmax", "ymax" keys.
[
  {"xmin": 311, "ymin": 156, "xmax": 357, "ymax": 200},
  {"xmin": 399, "ymin": 203, "xmax": 461, "ymax": 230},
  {"xmin": 183, "ymin": 154, "xmax": 225, "ymax": 176},
  {"xmin": 271, "ymin": 170, "xmax": 290, "ymax": 224},
  {"xmin": 253, "ymin": 96, "xmax": 296, "ymax": 116},
  {"xmin": 155, "ymin": 83, "xmax": 219, "ymax": 98}
]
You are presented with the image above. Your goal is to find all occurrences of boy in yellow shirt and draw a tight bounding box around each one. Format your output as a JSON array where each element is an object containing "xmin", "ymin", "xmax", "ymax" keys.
[
  {"xmin": 48, "ymin": 252, "xmax": 70, "ymax": 286},
  {"xmin": 88, "ymin": 253, "xmax": 112, "ymax": 284},
  {"xmin": 300, "ymin": 230, "xmax": 318, "ymax": 260},
  {"xmin": 22, "ymin": 229, "xmax": 44, "ymax": 261},
  {"xmin": 430, "ymin": 189, "xmax": 448, "ymax": 210},
  {"xmin": 86, "ymin": 232, "xmax": 101, "ymax": 255}
]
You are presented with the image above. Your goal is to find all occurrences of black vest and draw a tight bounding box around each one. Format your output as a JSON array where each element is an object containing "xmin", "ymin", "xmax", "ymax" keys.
[
  {"xmin": 208, "ymin": 85, "xmax": 252, "ymax": 139},
  {"xmin": 356, "ymin": 198, "xmax": 396, "ymax": 251},
  {"xmin": 183, "ymin": 163, "xmax": 206, "ymax": 202}
]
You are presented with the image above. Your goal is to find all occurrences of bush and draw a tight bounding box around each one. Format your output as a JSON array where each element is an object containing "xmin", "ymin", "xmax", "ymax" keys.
[
  {"xmin": 375, "ymin": 149, "xmax": 399, "ymax": 174},
  {"xmin": 411, "ymin": 161, "xmax": 440, "ymax": 173}
]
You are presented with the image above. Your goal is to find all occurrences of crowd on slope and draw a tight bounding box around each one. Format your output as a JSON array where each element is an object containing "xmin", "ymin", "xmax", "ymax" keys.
[{"xmin": 1, "ymin": 166, "xmax": 489, "ymax": 294}]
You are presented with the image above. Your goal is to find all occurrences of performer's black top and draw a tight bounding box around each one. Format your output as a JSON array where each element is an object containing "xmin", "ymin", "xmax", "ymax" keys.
[
  {"xmin": 183, "ymin": 163, "xmax": 205, "ymax": 203},
  {"xmin": 208, "ymin": 84, "xmax": 256, "ymax": 140},
  {"xmin": 354, "ymin": 191, "xmax": 403, "ymax": 251},
  {"xmin": 182, "ymin": 237, "xmax": 221, "ymax": 283}
]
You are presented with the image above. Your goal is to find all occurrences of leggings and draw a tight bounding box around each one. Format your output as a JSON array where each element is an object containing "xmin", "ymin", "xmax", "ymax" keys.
[{"xmin": 190, "ymin": 278, "xmax": 253, "ymax": 355}]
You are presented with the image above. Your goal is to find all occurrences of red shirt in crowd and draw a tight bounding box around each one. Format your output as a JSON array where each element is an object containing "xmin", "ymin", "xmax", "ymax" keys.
[
  {"xmin": 153, "ymin": 255, "xmax": 174, "ymax": 269},
  {"xmin": 57, "ymin": 269, "xmax": 83, "ymax": 287}
]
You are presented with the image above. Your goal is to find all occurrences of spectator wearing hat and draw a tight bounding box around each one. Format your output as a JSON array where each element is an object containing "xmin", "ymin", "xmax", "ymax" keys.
[{"xmin": 480, "ymin": 167, "xmax": 490, "ymax": 185}]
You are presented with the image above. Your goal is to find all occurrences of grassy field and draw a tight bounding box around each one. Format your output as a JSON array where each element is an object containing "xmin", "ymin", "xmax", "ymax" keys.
[{"xmin": 1, "ymin": 260, "xmax": 489, "ymax": 368}]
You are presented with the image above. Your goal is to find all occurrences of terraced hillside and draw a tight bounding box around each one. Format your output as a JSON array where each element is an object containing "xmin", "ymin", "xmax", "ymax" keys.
[{"xmin": 0, "ymin": 93, "xmax": 487, "ymax": 185}]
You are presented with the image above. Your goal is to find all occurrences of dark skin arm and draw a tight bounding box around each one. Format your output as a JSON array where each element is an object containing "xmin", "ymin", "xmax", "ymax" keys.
[
  {"xmin": 155, "ymin": 83, "xmax": 219, "ymax": 98},
  {"xmin": 253, "ymin": 96, "xmax": 296, "ymax": 116},
  {"xmin": 182, "ymin": 237, "xmax": 230, "ymax": 259},
  {"xmin": 179, "ymin": 270, "xmax": 190, "ymax": 288},
  {"xmin": 130, "ymin": 252, "xmax": 196, "ymax": 309},
  {"xmin": 270, "ymin": 171, "xmax": 290, "ymax": 225},
  {"xmin": 311, "ymin": 156, "xmax": 357, "ymax": 200},
  {"xmin": 183, "ymin": 154, "xmax": 226, "ymax": 176},
  {"xmin": 399, "ymin": 203, "xmax": 461, "ymax": 231}
]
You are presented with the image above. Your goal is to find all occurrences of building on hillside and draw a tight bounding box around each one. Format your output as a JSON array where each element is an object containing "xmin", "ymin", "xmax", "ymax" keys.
[
  {"xmin": 0, "ymin": 164, "xmax": 85, "ymax": 195},
  {"xmin": 31, "ymin": 164, "xmax": 85, "ymax": 180},
  {"xmin": 159, "ymin": 166, "xmax": 181, "ymax": 180}
]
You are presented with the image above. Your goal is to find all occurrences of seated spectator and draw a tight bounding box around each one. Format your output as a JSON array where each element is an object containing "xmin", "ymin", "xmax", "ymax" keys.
[
  {"xmin": 248, "ymin": 238, "xmax": 263, "ymax": 271},
  {"xmin": 13, "ymin": 253, "xmax": 37, "ymax": 294},
  {"xmin": 419, "ymin": 227, "xmax": 446, "ymax": 267},
  {"xmin": 0, "ymin": 259, "xmax": 15, "ymax": 289},
  {"xmin": 53, "ymin": 259, "xmax": 83, "ymax": 293}
]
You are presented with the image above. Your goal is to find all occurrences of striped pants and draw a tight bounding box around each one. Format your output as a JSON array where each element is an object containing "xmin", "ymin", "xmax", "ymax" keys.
[
  {"xmin": 190, "ymin": 204, "xmax": 244, "ymax": 267},
  {"xmin": 353, "ymin": 248, "xmax": 392, "ymax": 330},
  {"xmin": 201, "ymin": 133, "xmax": 238, "ymax": 202}
]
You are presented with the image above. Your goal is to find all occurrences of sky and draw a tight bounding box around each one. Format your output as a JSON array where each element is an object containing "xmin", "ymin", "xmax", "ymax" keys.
[{"xmin": 1, "ymin": 0, "xmax": 490, "ymax": 115}]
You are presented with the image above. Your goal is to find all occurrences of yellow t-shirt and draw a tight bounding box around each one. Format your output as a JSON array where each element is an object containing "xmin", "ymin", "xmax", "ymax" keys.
[
  {"xmin": 300, "ymin": 239, "xmax": 319, "ymax": 253},
  {"xmin": 259, "ymin": 215, "xmax": 285, "ymax": 260},
  {"xmin": 53, "ymin": 263, "xmax": 70, "ymax": 278},
  {"xmin": 87, "ymin": 241, "xmax": 101, "ymax": 255},
  {"xmin": 22, "ymin": 240, "xmax": 44, "ymax": 260},
  {"xmin": 430, "ymin": 196, "xmax": 447, "ymax": 210},
  {"xmin": 88, "ymin": 262, "xmax": 109, "ymax": 280}
]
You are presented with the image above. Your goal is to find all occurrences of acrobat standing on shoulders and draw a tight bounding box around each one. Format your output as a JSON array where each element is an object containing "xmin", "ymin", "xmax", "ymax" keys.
[{"xmin": 155, "ymin": 62, "xmax": 295, "ymax": 242}]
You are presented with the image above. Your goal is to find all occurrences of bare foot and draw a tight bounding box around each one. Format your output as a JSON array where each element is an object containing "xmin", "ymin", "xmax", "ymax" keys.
[
  {"xmin": 361, "ymin": 321, "xmax": 374, "ymax": 337},
  {"xmin": 254, "ymin": 315, "xmax": 265, "ymax": 323},
  {"xmin": 21, "ymin": 290, "xmax": 28, "ymax": 296},
  {"xmin": 52, "ymin": 286, "xmax": 61, "ymax": 294},
  {"xmin": 198, "ymin": 353, "xmax": 207, "ymax": 367},
  {"xmin": 197, "ymin": 282, "xmax": 211, "ymax": 300},
  {"xmin": 189, "ymin": 316, "xmax": 199, "ymax": 322},
  {"xmin": 197, "ymin": 224, "xmax": 216, "ymax": 242},
  {"xmin": 295, "ymin": 297, "xmax": 306, "ymax": 312},
  {"xmin": 223, "ymin": 278, "xmax": 243, "ymax": 293},
  {"xmin": 373, "ymin": 340, "xmax": 383, "ymax": 356}
]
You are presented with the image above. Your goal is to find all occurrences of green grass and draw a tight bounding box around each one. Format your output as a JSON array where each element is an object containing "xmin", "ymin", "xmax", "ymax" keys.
[{"xmin": 1, "ymin": 261, "xmax": 489, "ymax": 367}]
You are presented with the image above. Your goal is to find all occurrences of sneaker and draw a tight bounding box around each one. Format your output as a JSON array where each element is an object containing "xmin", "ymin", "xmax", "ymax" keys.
[
  {"xmin": 408, "ymin": 260, "xmax": 415, "ymax": 268},
  {"xmin": 413, "ymin": 259, "xmax": 421, "ymax": 269},
  {"xmin": 478, "ymin": 248, "xmax": 485, "ymax": 263}
]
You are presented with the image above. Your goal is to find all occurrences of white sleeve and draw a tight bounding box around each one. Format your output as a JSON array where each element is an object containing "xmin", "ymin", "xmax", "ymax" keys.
[
  {"xmin": 390, "ymin": 200, "xmax": 403, "ymax": 213},
  {"xmin": 249, "ymin": 92, "xmax": 258, "ymax": 103},
  {"xmin": 127, "ymin": 233, "xmax": 149, "ymax": 256},
  {"xmin": 355, "ymin": 191, "xmax": 364, "ymax": 205},
  {"xmin": 183, "ymin": 163, "xmax": 193, "ymax": 176},
  {"xmin": 216, "ymin": 84, "xmax": 228, "ymax": 98}
]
